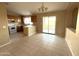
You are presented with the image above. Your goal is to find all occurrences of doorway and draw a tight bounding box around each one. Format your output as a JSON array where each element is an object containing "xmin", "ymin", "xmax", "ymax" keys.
[{"xmin": 43, "ymin": 16, "xmax": 56, "ymax": 34}]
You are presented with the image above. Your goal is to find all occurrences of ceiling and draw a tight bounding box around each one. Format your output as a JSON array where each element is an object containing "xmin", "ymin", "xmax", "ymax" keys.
[{"xmin": 4, "ymin": 2, "xmax": 79, "ymax": 15}]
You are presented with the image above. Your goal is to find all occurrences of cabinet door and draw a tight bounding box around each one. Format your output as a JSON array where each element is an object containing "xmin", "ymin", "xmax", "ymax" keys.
[{"xmin": 31, "ymin": 15, "xmax": 37, "ymax": 22}]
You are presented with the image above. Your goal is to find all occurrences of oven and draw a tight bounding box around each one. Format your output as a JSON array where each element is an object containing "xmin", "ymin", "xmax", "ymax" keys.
[{"xmin": 8, "ymin": 23, "xmax": 17, "ymax": 34}]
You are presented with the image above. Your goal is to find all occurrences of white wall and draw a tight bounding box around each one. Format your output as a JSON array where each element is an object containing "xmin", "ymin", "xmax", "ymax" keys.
[{"xmin": 65, "ymin": 8, "xmax": 79, "ymax": 56}]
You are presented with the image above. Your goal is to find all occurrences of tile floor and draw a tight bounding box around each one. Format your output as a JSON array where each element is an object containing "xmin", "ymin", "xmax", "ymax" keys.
[{"xmin": 0, "ymin": 33, "xmax": 71, "ymax": 56}]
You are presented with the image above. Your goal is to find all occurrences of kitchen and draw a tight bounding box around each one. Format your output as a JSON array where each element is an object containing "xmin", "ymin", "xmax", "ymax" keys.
[{"xmin": 7, "ymin": 15, "xmax": 36, "ymax": 37}]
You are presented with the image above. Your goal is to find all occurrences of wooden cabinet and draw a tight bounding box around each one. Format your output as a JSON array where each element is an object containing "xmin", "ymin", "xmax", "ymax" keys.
[
  {"xmin": 17, "ymin": 26, "xmax": 23, "ymax": 32},
  {"xmin": 31, "ymin": 15, "xmax": 37, "ymax": 22},
  {"xmin": 31, "ymin": 15, "xmax": 37, "ymax": 26}
]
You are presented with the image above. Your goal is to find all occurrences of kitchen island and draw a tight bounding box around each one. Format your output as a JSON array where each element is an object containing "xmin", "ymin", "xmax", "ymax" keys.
[{"xmin": 23, "ymin": 25, "xmax": 36, "ymax": 36}]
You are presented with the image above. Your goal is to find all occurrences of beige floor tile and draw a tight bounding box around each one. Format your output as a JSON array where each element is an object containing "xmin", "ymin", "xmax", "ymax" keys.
[{"xmin": 0, "ymin": 33, "xmax": 71, "ymax": 56}]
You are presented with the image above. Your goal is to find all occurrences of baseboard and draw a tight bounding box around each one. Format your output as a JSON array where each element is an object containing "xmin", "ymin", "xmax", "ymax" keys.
[
  {"xmin": 0, "ymin": 40, "xmax": 12, "ymax": 48},
  {"xmin": 65, "ymin": 39, "xmax": 74, "ymax": 56}
]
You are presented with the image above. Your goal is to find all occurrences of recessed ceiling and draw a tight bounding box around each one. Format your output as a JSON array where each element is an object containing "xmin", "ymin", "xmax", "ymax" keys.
[{"xmin": 5, "ymin": 2, "xmax": 78, "ymax": 15}]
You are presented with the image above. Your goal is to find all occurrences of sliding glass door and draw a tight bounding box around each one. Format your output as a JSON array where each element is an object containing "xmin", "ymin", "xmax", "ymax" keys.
[
  {"xmin": 43, "ymin": 16, "xmax": 56, "ymax": 34},
  {"xmin": 43, "ymin": 17, "xmax": 49, "ymax": 33}
]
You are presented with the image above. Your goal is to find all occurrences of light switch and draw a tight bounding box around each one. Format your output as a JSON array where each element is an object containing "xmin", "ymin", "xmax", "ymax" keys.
[{"xmin": 2, "ymin": 26, "xmax": 6, "ymax": 29}]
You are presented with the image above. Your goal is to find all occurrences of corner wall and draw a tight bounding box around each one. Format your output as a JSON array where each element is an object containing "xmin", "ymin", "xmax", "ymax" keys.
[{"xmin": 0, "ymin": 4, "xmax": 10, "ymax": 46}]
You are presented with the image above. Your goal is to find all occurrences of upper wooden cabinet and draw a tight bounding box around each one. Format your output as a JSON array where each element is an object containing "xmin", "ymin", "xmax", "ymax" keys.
[
  {"xmin": 7, "ymin": 15, "xmax": 22, "ymax": 23},
  {"xmin": 31, "ymin": 15, "xmax": 37, "ymax": 22}
]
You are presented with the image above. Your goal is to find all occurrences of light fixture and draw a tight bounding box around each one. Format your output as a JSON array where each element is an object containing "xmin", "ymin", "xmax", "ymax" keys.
[{"xmin": 38, "ymin": 2, "xmax": 48, "ymax": 13}]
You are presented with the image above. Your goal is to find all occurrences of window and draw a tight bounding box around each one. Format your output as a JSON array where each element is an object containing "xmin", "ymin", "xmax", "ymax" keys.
[{"xmin": 24, "ymin": 17, "xmax": 32, "ymax": 25}]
